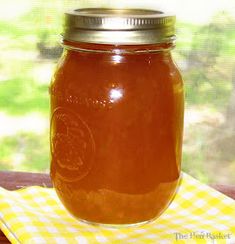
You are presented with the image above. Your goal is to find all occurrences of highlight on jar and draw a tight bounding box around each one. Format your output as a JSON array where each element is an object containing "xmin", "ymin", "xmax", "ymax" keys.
[{"xmin": 50, "ymin": 8, "xmax": 184, "ymax": 227}]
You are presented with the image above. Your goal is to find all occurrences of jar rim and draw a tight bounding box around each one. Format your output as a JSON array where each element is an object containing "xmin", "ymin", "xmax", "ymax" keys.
[{"xmin": 61, "ymin": 40, "xmax": 175, "ymax": 54}]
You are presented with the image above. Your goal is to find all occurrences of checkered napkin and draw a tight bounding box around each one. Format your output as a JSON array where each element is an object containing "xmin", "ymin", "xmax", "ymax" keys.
[{"xmin": 0, "ymin": 173, "xmax": 234, "ymax": 244}]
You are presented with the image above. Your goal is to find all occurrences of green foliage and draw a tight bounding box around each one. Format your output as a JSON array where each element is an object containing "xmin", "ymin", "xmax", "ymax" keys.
[
  {"xmin": 179, "ymin": 12, "xmax": 235, "ymax": 109},
  {"xmin": 0, "ymin": 132, "xmax": 49, "ymax": 172},
  {"xmin": 182, "ymin": 152, "xmax": 209, "ymax": 183},
  {"xmin": 0, "ymin": 75, "xmax": 49, "ymax": 115},
  {"xmin": 182, "ymin": 125, "xmax": 210, "ymax": 184},
  {"xmin": 184, "ymin": 72, "xmax": 232, "ymax": 108},
  {"xmin": 20, "ymin": 5, "xmax": 63, "ymax": 46}
]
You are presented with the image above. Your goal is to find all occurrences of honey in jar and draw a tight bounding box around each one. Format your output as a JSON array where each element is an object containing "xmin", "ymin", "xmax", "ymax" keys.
[{"xmin": 50, "ymin": 8, "xmax": 184, "ymax": 226}]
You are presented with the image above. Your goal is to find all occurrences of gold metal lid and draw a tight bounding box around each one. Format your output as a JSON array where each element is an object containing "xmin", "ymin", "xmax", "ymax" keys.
[{"xmin": 63, "ymin": 8, "xmax": 176, "ymax": 45}]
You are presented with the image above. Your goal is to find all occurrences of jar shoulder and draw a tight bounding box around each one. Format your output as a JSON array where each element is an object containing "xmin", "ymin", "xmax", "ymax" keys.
[{"xmin": 52, "ymin": 50, "xmax": 183, "ymax": 86}]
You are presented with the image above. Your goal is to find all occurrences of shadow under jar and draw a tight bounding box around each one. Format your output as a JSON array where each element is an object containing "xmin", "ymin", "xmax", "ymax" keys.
[{"xmin": 50, "ymin": 8, "xmax": 184, "ymax": 226}]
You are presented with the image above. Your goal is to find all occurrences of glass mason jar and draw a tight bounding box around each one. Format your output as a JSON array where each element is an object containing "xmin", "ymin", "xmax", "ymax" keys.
[{"xmin": 50, "ymin": 9, "xmax": 184, "ymax": 226}]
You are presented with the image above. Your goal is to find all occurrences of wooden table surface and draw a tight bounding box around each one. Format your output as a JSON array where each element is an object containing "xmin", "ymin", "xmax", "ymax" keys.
[{"xmin": 0, "ymin": 171, "xmax": 234, "ymax": 243}]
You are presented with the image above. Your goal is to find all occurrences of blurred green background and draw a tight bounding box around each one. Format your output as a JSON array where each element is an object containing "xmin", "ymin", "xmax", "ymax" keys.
[{"xmin": 0, "ymin": 0, "xmax": 235, "ymax": 184}]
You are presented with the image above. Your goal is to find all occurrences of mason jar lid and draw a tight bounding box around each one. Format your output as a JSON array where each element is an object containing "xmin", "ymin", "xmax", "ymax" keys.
[{"xmin": 63, "ymin": 8, "xmax": 176, "ymax": 45}]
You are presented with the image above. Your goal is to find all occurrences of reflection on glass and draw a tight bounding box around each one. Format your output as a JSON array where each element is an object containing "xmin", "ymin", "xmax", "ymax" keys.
[
  {"xmin": 109, "ymin": 88, "xmax": 123, "ymax": 103},
  {"xmin": 112, "ymin": 55, "xmax": 123, "ymax": 64}
]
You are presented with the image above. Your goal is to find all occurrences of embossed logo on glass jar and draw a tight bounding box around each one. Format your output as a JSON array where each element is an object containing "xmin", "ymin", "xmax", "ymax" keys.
[{"xmin": 50, "ymin": 107, "xmax": 95, "ymax": 181}]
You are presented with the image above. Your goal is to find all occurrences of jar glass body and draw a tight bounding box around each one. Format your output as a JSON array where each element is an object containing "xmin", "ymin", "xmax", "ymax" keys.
[{"xmin": 50, "ymin": 41, "xmax": 184, "ymax": 225}]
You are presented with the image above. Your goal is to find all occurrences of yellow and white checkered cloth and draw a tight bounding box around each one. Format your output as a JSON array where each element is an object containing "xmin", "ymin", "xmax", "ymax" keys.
[{"xmin": 0, "ymin": 173, "xmax": 234, "ymax": 244}]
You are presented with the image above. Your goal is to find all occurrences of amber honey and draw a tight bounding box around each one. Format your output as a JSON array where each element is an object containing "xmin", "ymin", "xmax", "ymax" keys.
[{"xmin": 50, "ymin": 8, "xmax": 184, "ymax": 225}]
